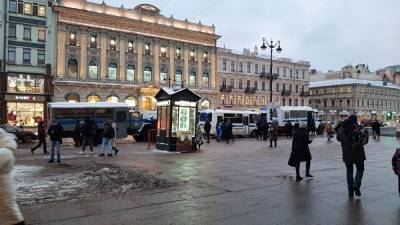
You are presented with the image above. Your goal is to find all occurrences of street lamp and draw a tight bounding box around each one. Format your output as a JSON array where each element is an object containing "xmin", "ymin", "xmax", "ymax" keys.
[{"xmin": 260, "ymin": 38, "xmax": 282, "ymax": 121}]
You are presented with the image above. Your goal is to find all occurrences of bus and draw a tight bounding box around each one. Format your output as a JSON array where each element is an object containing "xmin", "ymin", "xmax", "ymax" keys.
[
  {"xmin": 260, "ymin": 106, "xmax": 313, "ymax": 126},
  {"xmin": 48, "ymin": 102, "xmax": 130, "ymax": 142},
  {"xmin": 127, "ymin": 110, "xmax": 157, "ymax": 142},
  {"xmin": 198, "ymin": 109, "xmax": 259, "ymax": 137}
]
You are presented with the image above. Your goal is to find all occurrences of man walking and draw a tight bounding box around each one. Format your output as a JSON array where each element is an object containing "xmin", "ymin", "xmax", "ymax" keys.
[
  {"xmin": 99, "ymin": 122, "xmax": 115, "ymax": 157},
  {"xmin": 47, "ymin": 120, "xmax": 63, "ymax": 163},
  {"xmin": 204, "ymin": 120, "xmax": 211, "ymax": 143},
  {"xmin": 30, "ymin": 121, "xmax": 47, "ymax": 154},
  {"xmin": 269, "ymin": 119, "xmax": 278, "ymax": 148},
  {"xmin": 80, "ymin": 119, "xmax": 94, "ymax": 154}
]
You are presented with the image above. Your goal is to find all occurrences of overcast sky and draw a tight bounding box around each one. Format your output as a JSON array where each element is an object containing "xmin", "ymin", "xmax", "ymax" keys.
[{"xmin": 90, "ymin": 0, "xmax": 400, "ymax": 72}]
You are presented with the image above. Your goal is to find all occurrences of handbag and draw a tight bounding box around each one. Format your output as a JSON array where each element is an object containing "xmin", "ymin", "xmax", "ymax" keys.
[{"xmin": 288, "ymin": 153, "xmax": 298, "ymax": 167}]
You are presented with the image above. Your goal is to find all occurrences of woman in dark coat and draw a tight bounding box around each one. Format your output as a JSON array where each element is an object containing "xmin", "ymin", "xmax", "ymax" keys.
[{"xmin": 291, "ymin": 122, "xmax": 313, "ymax": 181}]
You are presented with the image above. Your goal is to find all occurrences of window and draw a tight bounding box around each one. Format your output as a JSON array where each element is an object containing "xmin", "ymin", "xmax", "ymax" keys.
[
  {"xmin": 282, "ymin": 98, "xmax": 286, "ymax": 106},
  {"xmin": 175, "ymin": 70, "xmax": 182, "ymax": 88},
  {"xmin": 107, "ymin": 95, "xmax": 119, "ymax": 103},
  {"xmin": 253, "ymin": 96, "xmax": 258, "ymax": 106},
  {"xmin": 110, "ymin": 38, "xmax": 116, "ymax": 51},
  {"xmin": 301, "ymin": 99, "xmax": 304, "ymax": 106},
  {"xmin": 222, "ymin": 78, "xmax": 227, "ymax": 86},
  {"xmin": 230, "ymin": 96, "xmax": 234, "ymax": 105},
  {"xmin": 295, "ymin": 85, "xmax": 298, "ymax": 93},
  {"xmin": 283, "ymin": 68, "xmax": 287, "ymax": 77},
  {"xmin": 23, "ymin": 2, "xmax": 32, "ymax": 15},
  {"xmin": 203, "ymin": 52, "xmax": 208, "ymax": 62},
  {"xmin": 239, "ymin": 79, "xmax": 243, "ymax": 89},
  {"xmin": 9, "ymin": 23, "xmax": 16, "ymax": 38},
  {"xmin": 128, "ymin": 41, "xmax": 134, "ymax": 53},
  {"xmin": 254, "ymin": 81, "xmax": 258, "ymax": 90},
  {"xmin": 160, "ymin": 46, "xmax": 167, "ymax": 57},
  {"xmin": 331, "ymin": 100, "xmax": 335, "ymax": 107},
  {"xmin": 189, "ymin": 71, "xmax": 196, "ymax": 86},
  {"xmin": 125, "ymin": 96, "xmax": 138, "ymax": 107},
  {"xmin": 67, "ymin": 58, "xmax": 78, "ymax": 77},
  {"xmin": 231, "ymin": 61, "xmax": 235, "ymax": 72},
  {"xmin": 238, "ymin": 96, "xmax": 242, "ymax": 106},
  {"xmin": 8, "ymin": 47, "xmax": 16, "ymax": 62},
  {"xmin": 88, "ymin": 60, "xmax": 98, "ymax": 79},
  {"xmin": 69, "ymin": 32, "xmax": 77, "ymax": 46},
  {"xmin": 38, "ymin": 5, "xmax": 46, "ymax": 17},
  {"xmin": 221, "ymin": 95, "xmax": 225, "ymax": 105},
  {"xmin": 9, "ymin": 0, "xmax": 17, "ymax": 12},
  {"xmin": 144, "ymin": 42, "xmax": 151, "ymax": 55},
  {"xmin": 203, "ymin": 72, "xmax": 209, "ymax": 87},
  {"xmin": 347, "ymin": 100, "xmax": 351, "ymax": 107},
  {"xmin": 289, "ymin": 98, "xmax": 292, "ymax": 106},
  {"xmin": 127, "ymin": 64, "xmax": 135, "ymax": 82},
  {"xmin": 289, "ymin": 84, "xmax": 292, "ymax": 92},
  {"xmin": 144, "ymin": 66, "xmax": 152, "ymax": 82},
  {"xmin": 23, "ymin": 26, "xmax": 31, "ymax": 40},
  {"xmin": 289, "ymin": 68, "xmax": 293, "ymax": 78},
  {"xmin": 222, "ymin": 59, "xmax": 227, "ymax": 70},
  {"xmin": 276, "ymin": 83, "xmax": 280, "ymax": 92},
  {"xmin": 33, "ymin": 3, "xmax": 38, "ymax": 16},
  {"xmin": 37, "ymin": 50, "xmax": 45, "ymax": 64},
  {"xmin": 246, "ymin": 80, "xmax": 250, "ymax": 89},
  {"xmin": 160, "ymin": 67, "xmax": 168, "ymax": 83},
  {"xmin": 302, "ymin": 70, "xmax": 305, "ymax": 79},
  {"xmin": 230, "ymin": 79, "xmax": 234, "ymax": 88},
  {"xmin": 108, "ymin": 63, "xmax": 117, "ymax": 80},
  {"xmin": 296, "ymin": 69, "xmax": 299, "ymax": 78},
  {"xmin": 262, "ymin": 81, "xmax": 265, "ymax": 91},
  {"xmin": 190, "ymin": 50, "xmax": 195, "ymax": 61},
  {"xmin": 23, "ymin": 48, "xmax": 31, "ymax": 64},
  {"xmin": 87, "ymin": 95, "xmax": 101, "ymax": 103},
  {"xmin": 283, "ymin": 83, "xmax": 286, "ymax": 91},
  {"xmin": 255, "ymin": 64, "xmax": 259, "ymax": 74},
  {"xmin": 38, "ymin": 27, "xmax": 46, "ymax": 41},
  {"xmin": 7, "ymin": 73, "xmax": 44, "ymax": 94},
  {"xmin": 239, "ymin": 62, "xmax": 243, "ymax": 72},
  {"xmin": 296, "ymin": 99, "xmax": 299, "ymax": 106},
  {"xmin": 176, "ymin": 47, "xmax": 181, "ymax": 59},
  {"xmin": 247, "ymin": 62, "xmax": 251, "ymax": 73},
  {"xmin": 246, "ymin": 96, "xmax": 250, "ymax": 105},
  {"xmin": 90, "ymin": 35, "xmax": 97, "ymax": 48},
  {"xmin": 276, "ymin": 67, "xmax": 280, "ymax": 75}
]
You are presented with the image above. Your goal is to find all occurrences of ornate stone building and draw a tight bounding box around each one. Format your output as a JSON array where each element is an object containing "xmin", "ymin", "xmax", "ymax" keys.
[
  {"xmin": 217, "ymin": 48, "xmax": 311, "ymax": 109},
  {"xmin": 53, "ymin": 0, "xmax": 219, "ymax": 111}
]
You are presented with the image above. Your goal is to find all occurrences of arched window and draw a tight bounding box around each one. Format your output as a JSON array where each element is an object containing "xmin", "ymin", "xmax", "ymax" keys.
[
  {"xmin": 175, "ymin": 69, "xmax": 182, "ymax": 88},
  {"xmin": 203, "ymin": 72, "xmax": 209, "ymax": 88},
  {"xmin": 87, "ymin": 94, "xmax": 101, "ymax": 103},
  {"xmin": 106, "ymin": 95, "xmax": 119, "ymax": 103},
  {"xmin": 125, "ymin": 96, "xmax": 138, "ymax": 107},
  {"xmin": 201, "ymin": 99, "xmax": 210, "ymax": 109},
  {"xmin": 67, "ymin": 58, "xmax": 78, "ymax": 78},
  {"xmin": 189, "ymin": 71, "xmax": 196, "ymax": 87},
  {"xmin": 126, "ymin": 64, "xmax": 135, "ymax": 82},
  {"xmin": 143, "ymin": 66, "xmax": 152, "ymax": 82},
  {"xmin": 65, "ymin": 92, "xmax": 80, "ymax": 102},
  {"xmin": 88, "ymin": 60, "xmax": 98, "ymax": 80},
  {"xmin": 108, "ymin": 63, "xmax": 117, "ymax": 80},
  {"xmin": 160, "ymin": 67, "xmax": 168, "ymax": 83}
]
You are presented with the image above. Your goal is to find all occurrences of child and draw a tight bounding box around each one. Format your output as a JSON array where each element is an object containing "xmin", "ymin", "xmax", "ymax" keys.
[{"xmin": 392, "ymin": 148, "xmax": 400, "ymax": 196}]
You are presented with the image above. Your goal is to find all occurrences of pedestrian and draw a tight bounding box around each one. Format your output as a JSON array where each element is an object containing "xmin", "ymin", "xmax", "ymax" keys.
[
  {"xmin": 256, "ymin": 119, "xmax": 262, "ymax": 140},
  {"xmin": 204, "ymin": 119, "xmax": 211, "ymax": 143},
  {"xmin": 285, "ymin": 121, "xmax": 293, "ymax": 138},
  {"xmin": 47, "ymin": 120, "xmax": 64, "ymax": 163},
  {"xmin": 99, "ymin": 122, "xmax": 115, "ymax": 157},
  {"xmin": 80, "ymin": 118, "xmax": 94, "ymax": 154},
  {"xmin": 215, "ymin": 120, "xmax": 222, "ymax": 142},
  {"xmin": 325, "ymin": 121, "xmax": 334, "ymax": 142},
  {"xmin": 226, "ymin": 119, "xmax": 234, "ymax": 144},
  {"xmin": 0, "ymin": 128, "xmax": 26, "ymax": 225},
  {"xmin": 290, "ymin": 122, "xmax": 313, "ymax": 181},
  {"xmin": 269, "ymin": 118, "xmax": 278, "ymax": 148},
  {"xmin": 111, "ymin": 120, "xmax": 119, "ymax": 155},
  {"xmin": 221, "ymin": 120, "xmax": 227, "ymax": 143},
  {"xmin": 262, "ymin": 119, "xmax": 269, "ymax": 141},
  {"xmin": 30, "ymin": 121, "xmax": 47, "ymax": 154},
  {"xmin": 337, "ymin": 115, "xmax": 368, "ymax": 197},
  {"xmin": 372, "ymin": 119, "xmax": 381, "ymax": 141},
  {"xmin": 73, "ymin": 120, "xmax": 81, "ymax": 148},
  {"xmin": 392, "ymin": 148, "xmax": 400, "ymax": 196}
]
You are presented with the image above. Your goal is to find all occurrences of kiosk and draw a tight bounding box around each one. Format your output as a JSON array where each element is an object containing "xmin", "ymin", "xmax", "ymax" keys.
[{"xmin": 154, "ymin": 88, "xmax": 201, "ymax": 152}]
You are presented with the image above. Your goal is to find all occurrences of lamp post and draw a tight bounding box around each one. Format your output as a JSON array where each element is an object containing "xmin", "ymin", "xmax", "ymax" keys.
[{"xmin": 260, "ymin": 38, "xmax": 282, "ymax": 121}]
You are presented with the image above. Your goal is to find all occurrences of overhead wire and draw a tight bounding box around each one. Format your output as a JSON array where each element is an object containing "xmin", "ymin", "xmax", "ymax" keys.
[{"xmin": 190, "ymin": 0, "xmax": 224, "ymax": 21}]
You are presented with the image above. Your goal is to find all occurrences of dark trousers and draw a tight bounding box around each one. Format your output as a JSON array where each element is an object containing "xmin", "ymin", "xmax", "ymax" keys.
[
  {"xmin": 270, "ymin": 138, "xmax": 277, "ymax": 147},
  {"xmin": 205, "ymin": 132, "xmax": 210, "ymax": 143},
  {"xmin": 82, "ymin": 136, "xmax": 93, "ymax": 151},
  {"xmin": 398, "ymin": 175, "xmax": 400, "ymax": 194},
  {"xmin": 345, "ymin": 162, "xmax": 364, "ymax": 191},
  {"xmin": 13, "ymin": 221, "xmax": 25, "ymax": 225},
  {"xmin": 296, "ymin": 160, "xmax": 311, "ymax": 177},
  {"xmin": 31, "ymin": 136, "xmax": 47, "ymax": 153}
]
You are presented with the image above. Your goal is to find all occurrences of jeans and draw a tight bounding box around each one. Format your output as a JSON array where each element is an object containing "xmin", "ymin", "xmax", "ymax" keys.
[
  {"xmin": 50, "ymin": 140, "xmax": 61, "ymax": 161},
  {"xmin": 82, "ymin": 136, "xmax": 93, "ymax": 151},
  {"xmin": 345, "ymin": 162, "xmax": 364, "ymax": 191},
  {"xmin": 32, "ymin": 136, "xmax": 47, "ymax": 153},
  {"xmin": 100, "ymin": 137, "xmax": 113, "ymax": 155}
]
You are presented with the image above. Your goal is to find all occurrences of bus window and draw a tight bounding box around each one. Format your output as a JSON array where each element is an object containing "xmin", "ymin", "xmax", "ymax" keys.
[
  {"xmin": 130, "ymin": 112, "xmax": 140, "ymax": 119},
  {"xmin": 284, "ymin": 112, "xmax": 290, "ymax": 119},
  {"xmin": 217, "ymin": 116, "xmax": 223, "ymax": 123},
  {"xmin": 224, "ymin": 113, "xmax": 235, "ymax": 122},
  {"xmin": 54, "ymin": 108, "xmax": 76, "ymax": 120},
  {"xmin": 200, "ymin": 113, "xmax": 212, "ymax": 122},
  {"xmin": 77, "ymin": 108, "xmax": 95, "ymax": 120},
  {"xmin": 116, "ymin": 111, "xmax": 127, "ymax": 122},
  {"xmin": 233, "ymin": 114, "xmax": 243, "ymax": 124},
  {"xmin": 95, "ymin": 108, "xmax": 114, "ymax": 119},
  {"xmin": 249, "ymin": 114, "xmax": 257, "ymax": 124}
]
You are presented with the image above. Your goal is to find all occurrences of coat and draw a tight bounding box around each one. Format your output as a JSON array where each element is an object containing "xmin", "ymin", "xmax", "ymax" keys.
[
  {"xmin": 48, "ymin": 123, "xmax": 64, "ymax": 142},
  {"xmin": 270, "ymin": 120, "xmax": 278, "ymax": 141},
  {"xmin": 0, "ymin": 128, "xmax": 24, "ymax": 225},
  {"xmin": 204, "ymin": 121, "xmax": 211, "ymax": 133},
  {"xmin": 337, "ymin": 120, "xmax": 366, "ymax": 164},
  {"xmin": 102, "ymin": 124, "xmax": 115, "ymax": 139},
  {"xmin": 37, "ymin": 122, "xmax": 46, "ymax": 138},
  {"xmin": 215, "ymin": 122, "xmax": 222, "ymax": 137},
  {"xmin": 291, "ymin": 127, "xmax": 312, "ymax": 162}
]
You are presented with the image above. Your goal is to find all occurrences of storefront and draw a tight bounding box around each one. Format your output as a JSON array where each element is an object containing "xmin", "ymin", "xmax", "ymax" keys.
[{"xmin": 5, "ymin": 94, "xmax": 46, "ymax": 127}]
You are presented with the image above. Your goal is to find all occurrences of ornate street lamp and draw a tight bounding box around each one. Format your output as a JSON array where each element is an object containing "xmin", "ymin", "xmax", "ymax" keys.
[{"xmin": 260, "ymin": 38, "xmax": 282, "ymax": 120}]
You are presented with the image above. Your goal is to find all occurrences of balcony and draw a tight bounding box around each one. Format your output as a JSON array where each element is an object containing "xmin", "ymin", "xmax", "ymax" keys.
[
  {"xmin": 281, "ymin": 89, "xmax": 291, "ymax": 96},
  {"xmin": 220, "ymin": 85, "xmax": 233, "ymax": 93},
  {"xmin": 260, "ymin": 72, "xmax": 279, "ymax": 80},
  {"xmin": 245, "ymin": 87, "xmax": 257, "ymax": 94},
  {"xmin": 300, "ymin": 91, "xmax": 310, "ymax": 97}
]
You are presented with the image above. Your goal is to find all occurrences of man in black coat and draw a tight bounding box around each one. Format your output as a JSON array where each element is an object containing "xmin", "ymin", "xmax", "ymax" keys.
[
  {"xmin": 81, "ymin": 119, "xmax": 94, "ymax": 153},
  {"xmin": 337, "ymin": 115, "xmax": 367, "ymax": 197},
  {"xmin": 291, "ymin": 122, "xmax": 313, "ymax": 181},
  {"xmin": 204, "ymin": 120, "xmax": 211, "ymax": 143},
  {"xmin": 31, "ymin": 121, "xmax": 47, "ymax": 154},
  {"xmin": 47, "ymin": 120, "xmax": 64, "ymax": 163}
]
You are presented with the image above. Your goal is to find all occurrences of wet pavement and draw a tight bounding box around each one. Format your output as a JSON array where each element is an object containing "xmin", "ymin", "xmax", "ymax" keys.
[{"xmin": 14, "ymin": 136, "xmax": 400, "ymax": 225}]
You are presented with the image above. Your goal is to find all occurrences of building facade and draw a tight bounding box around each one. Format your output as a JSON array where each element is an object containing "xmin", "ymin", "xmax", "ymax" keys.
[
  {"xmin": 53, "ymin": 0, "xmax": 219, "ymax": 111},
  {"xmin": 217, "ymin": 48, "xmax": 311, "ymax": 109},
  {"xmin": 309, "ymin": 79, "xmax": 400, "ymax": 122},
  {"xmin": 0, "ymin": 0, "xmax": 57, "ymax": 126}
]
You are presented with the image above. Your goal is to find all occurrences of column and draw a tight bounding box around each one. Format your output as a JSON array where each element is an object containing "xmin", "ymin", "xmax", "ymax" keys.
[
  {"xmin": 119, "ymin": 38, "xmax": 126, "ymax": 81},
  {"xmin": 210, "ymin": 49, "xmax": 217, "ymax": 88},
  {"xmin": 183, "ymin": 44, "xmax": 189, "ymax": 85},
  {"xmin": 169, "ymin": 43, "xmax": 175, "ymax": 82},
  {"xmin": 100, "ymin": 34, "xmax": 108, "ymax": 80},
  {"xmin": 79, "ymin": 31, "xmax": 87, "ymax": 79},
  {"xmin": 57, "ymin": 30, "xmax": 66, "ymax": 77},
  {"xmin": 136, "ymin": 39, "xmax": 143, "ymax": 83},
  {"xmin": 153, "ymin": 41, "xmax": 160, "ymax": 83},
  {"xmin": 197, "ymin": 49, "xmax": 203, "ymax": 88}
]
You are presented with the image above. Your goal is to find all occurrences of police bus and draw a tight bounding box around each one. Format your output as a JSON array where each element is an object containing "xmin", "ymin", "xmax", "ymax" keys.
[{"xmin": 127, "ymin": 110, "xmax": 157, "ymax": 142}]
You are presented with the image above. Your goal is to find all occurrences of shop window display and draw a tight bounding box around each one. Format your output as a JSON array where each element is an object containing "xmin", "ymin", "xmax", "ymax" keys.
[
  {"xmin": 7, "ymin": 102, "xmax": 44, "ymax": 127},
  {"xmin": 7, "ymin": 73, "xmax": 44, "ymax": 94}
]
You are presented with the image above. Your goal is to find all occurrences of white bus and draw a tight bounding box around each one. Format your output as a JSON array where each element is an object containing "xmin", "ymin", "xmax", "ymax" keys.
[
  {"xmin": 260, "ymin": 106, "xmax": 314, "ymax": 126},
  {"xmin": 198, "ymin": 109, "xmax": 260, "ymax": 137}
]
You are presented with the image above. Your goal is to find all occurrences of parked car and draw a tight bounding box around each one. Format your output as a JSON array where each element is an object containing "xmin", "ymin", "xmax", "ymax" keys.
[{"xmin": 0, "ymin": 124, "xmax": 38, "ymax": 143}]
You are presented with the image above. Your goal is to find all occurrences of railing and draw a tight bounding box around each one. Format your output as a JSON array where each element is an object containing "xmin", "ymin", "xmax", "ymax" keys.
[
  {"xmin": 260, "ymin": 72, "xmax": 279, "ymax": 79},
  {"xmin": 300, "ymin": 91, "xmax": 310, "ymax": 97},
  {"xmin": 220, "ymin": 85, "xmax": 233, "ymax": 93},
  {"xmin": 281, "ymin": 89, "xmax": 291, "ymax": 96},
  {"xmin": 245, "ymin": 87, "xmax": 257, "ymax": 94}
]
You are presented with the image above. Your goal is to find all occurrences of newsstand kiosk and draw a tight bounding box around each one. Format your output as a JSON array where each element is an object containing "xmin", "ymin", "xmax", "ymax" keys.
[{"xmin": 154, "ymin": 88, "xmax": 201, "ymax": 152}]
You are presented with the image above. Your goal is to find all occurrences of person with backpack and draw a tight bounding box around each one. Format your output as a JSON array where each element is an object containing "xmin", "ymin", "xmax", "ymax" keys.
[
  {"xmin": 99, "ymin": 122, "xmax": 115, "ymax": 157},
  {"xmin": 337, "ymin": 115, "xmax": 368, "ymax": 197},
  {"xmin": 47, "ymin": 120, "xmax": 64, "ymax": 163},
  {"xmin": 392, "ymin": 148, "xmax": 400, "ymax": 196},
  {"xmin": 204, "ymin": 120, "xmax": 211, "ymax": 143},
  {"xmin": 30, "ymin": 121, "xmax": 47, "ymax": 154}
]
